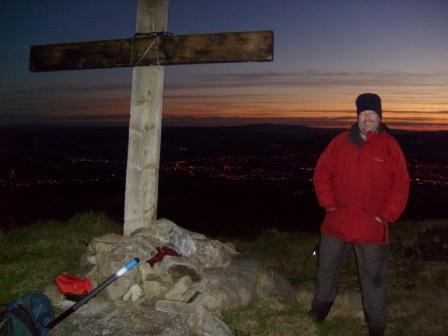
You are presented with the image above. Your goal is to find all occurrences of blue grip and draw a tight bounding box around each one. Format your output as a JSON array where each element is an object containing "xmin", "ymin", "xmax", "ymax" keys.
[
  {"xmin": 116, "ymin": 258, "xmax": 140, "ymax": 277},
  {"xmin": 125, "ymin": 257, "xmax": 139, "ymax": 270}
]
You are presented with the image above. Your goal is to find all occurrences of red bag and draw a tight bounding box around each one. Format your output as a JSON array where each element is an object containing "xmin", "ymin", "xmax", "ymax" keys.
[{"xmin": 55, "ymin": 274, "xmax": 93, "ymax": 296}]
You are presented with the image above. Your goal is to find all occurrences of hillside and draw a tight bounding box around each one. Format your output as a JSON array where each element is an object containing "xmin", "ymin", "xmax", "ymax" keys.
[{"xmin": 1, "ymin": 213, "xmax": 447, "ymax": 335}]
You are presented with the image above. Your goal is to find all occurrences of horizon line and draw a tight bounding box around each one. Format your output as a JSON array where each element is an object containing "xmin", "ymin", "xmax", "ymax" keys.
[{"xmin": 1, "ymin": 120, "xmax": 448, "ymax": 132}]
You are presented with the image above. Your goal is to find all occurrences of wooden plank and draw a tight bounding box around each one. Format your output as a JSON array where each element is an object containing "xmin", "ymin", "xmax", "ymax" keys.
[
  {"xmin": 124, "ymin": 0, "xmax": 168, "ymax": 235},
  {"xmin": 161, "ymin": 31, "xmax": 273, "ymax": 65},
  {"xmin": 29, "ymin": 31, "xmax": 273, "ymax": 72}
]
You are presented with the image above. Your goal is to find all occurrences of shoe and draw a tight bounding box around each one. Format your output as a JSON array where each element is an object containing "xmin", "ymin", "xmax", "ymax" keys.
[
  {"xmin": 308, "ymin": 299, "xmax": 333, "ymax": 321},
  {"xmin": 368, "ymin": 326, "xmax": 385, "ymax": 336},
  {"xmin": 308, "ymin": 309, "xmax": 325, "ymax": 322}
]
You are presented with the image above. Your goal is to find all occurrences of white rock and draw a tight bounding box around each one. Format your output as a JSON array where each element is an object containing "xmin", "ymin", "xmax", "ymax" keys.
[{"xmin": 123, "ymin": 284, "xmax": 144, "ymax": 302}]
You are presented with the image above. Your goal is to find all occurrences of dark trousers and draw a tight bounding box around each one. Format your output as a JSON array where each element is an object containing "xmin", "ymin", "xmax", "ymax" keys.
[{"xmin": 311, "ymin": 233, "xmax": 388, "ymax": 334}]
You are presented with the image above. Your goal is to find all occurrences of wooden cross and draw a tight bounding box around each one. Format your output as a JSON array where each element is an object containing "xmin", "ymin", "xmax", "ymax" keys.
[{"xmin": 29, "ymin": 0, "xmax": 273, "ymax": 235}]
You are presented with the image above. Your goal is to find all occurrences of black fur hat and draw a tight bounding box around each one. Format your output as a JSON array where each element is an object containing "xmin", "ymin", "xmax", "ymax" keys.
[{"xmin": 356, "ymin": 93, "xmax": 382, "ymax": 118}]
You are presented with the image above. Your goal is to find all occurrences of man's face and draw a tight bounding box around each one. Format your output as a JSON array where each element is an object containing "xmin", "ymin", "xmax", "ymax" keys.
[{"xmin": 358, "ymin": 110, "xmax": 380, "ymax": 133}]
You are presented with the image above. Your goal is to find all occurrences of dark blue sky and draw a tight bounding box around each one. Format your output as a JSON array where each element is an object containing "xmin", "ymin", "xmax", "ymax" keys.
[{"xmin": 1, "ymin": 0, "xmax": 447, "ymax": 129}]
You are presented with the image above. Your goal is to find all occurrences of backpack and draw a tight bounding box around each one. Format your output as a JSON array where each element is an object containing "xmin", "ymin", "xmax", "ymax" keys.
[{"xmin": 0, "ymin": 291, "xmax": 54, "ymax": 336}]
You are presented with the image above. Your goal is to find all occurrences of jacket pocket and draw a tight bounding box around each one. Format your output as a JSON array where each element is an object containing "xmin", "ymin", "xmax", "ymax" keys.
[
  {"xmin": 362, "ymin": 208, "xmax": 385, "ymax": 243},
  {"xmin": 322, "ymin": 205, "xmax": 347, "ymax": 235}
]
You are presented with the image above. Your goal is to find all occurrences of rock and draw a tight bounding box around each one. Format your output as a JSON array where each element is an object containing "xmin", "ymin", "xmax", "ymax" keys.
[
  {"xmin": 295, "ymin": 281, "xmax": 314, "ymax": 309},
  {"xmin": 195, "ymin": 239, "xmax": 237, "ymax": 268},
  {"xmin": 164, "ymin": 276, "xmax": 193, "ymax": 301},
  {"xmin": 123, "ymin": 284, "xmax": 144, "ymax": 302},
  {"xmin": 257, "ymin": 269, "xmax": 298, "ymax": 306},
  {"xmin": 155, "ymin": 302, "xmax": 233, "ymax": 336},
  {"xmin": 153, "ymin": 256, "xmax": 202, "ymax": 283},
  {"xmin": 67, "ymin": 219, "xmax": 298, "ymax": 335},
  {"xmin": 194, "ymin": 259, "xmax": 260, "ymax": 312},
  {"xmin": 187, "ymin": 305, "xmax": 233, "ymax": 336},
  {"xmin": 94, "ymin": 236, "xmax": 156, "ymax": 300},
  {"xmin": 155, "ymin": 300, "xmax": 195, "ymax": 316},
  {"xmin": 136, "ymin": 218, "xmax": 206, "ymax": 248},
  {"xmin": 169, "ymin": 228, "xmax": 197, "ymax": 257},
  {"xmin": 142, "ymin": 280, "xmax": 168, "ymax": 302},
  {"xmin": 80, "ymin": 233, "xmax": 128, "ymax": 278},
  {"xmin": 50, "ymin": 298, "xmax": 194, "ymax": 336}
]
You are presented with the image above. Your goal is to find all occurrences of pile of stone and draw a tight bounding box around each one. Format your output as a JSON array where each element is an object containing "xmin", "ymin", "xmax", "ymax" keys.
[{"xmin": 47, "ymin": 218, "xmax": 297, "ymax": 335}]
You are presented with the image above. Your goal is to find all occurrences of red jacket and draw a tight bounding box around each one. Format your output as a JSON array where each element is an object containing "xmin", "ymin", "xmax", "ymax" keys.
[{"xmin": 313, "ymin": 125, "xmax": 409, "ymax": 244}]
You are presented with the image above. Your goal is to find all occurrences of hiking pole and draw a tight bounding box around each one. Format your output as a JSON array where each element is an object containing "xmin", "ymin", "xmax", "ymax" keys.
[
  {"xmin": 45, "ymin": 257, "xmax": 140, "ymax": 330},
  {"xmin": 302, "ymin": 242, "xmax": 319, "ymax": 267}
]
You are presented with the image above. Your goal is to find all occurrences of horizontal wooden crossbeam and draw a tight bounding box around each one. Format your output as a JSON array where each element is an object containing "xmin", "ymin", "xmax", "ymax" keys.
[{"xmin": 29, "ymin": 31, "xmax": 273, "ymax": 72}]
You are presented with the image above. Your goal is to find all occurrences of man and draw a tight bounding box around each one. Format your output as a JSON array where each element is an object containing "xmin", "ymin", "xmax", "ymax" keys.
[{"xmin": 309, "ymin": 93, "xmax": 409, "ymax": 336}]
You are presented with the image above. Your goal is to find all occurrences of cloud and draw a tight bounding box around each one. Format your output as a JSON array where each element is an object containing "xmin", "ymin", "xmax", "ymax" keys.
[
  {"xmin": 0, "ymin": 112, "xmax": 129, "ymax": 126},
  {"xmin": 7, "ymin": 82, "xmax": 131, "ymax": 96},
  {"xmin": 2, "ymin": 69, "xmax": 447, "ymax": 129},
  {"xmin": 166, "ymin": 70, "xmax": 448, "ymax": 91}
]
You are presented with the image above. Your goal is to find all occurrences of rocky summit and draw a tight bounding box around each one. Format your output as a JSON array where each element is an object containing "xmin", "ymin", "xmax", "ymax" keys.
[{"xmin": 46, "ymin": 218, "xmax": 297, "ymax": 335}]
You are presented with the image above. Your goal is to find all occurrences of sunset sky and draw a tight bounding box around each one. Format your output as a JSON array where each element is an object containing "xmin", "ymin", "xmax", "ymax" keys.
[{"xmin": 1, "ymin": 0, "xmax": 447, "ymax": 130}]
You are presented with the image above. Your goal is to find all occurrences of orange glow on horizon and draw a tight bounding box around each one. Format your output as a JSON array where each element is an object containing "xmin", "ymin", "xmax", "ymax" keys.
[
  {"xmin": 162, "ymin": 70, "xmax": 448, "ymax": 131},
  {"xmin": 164, "ymin": 96, "xmax": 448, "ymax": 131},
  {"xmin": 46, "ymin": 82, "xmax": 447, "ymax": 131}
]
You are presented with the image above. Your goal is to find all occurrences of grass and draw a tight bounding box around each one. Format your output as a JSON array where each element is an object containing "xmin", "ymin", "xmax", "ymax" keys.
[
  {"xmin": 222, "ymin": 298, "xmax": 317, "ymax": 336},
  {"xmin": 230, "ymin": 229, "xmax": 320, "ymax": 286},
  {"xmin": 1, "ymin": 214, "xmax": 447, "ymax": 335},
  {"xmin": 0, "ymin": 212, "xmax": 121, "ymax": 304},
  {"xmin": 225, "ymin": 220, "xmax": 448, "ymax": 336}
]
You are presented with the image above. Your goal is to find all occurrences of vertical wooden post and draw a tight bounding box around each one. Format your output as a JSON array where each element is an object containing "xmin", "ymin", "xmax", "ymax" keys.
[{"xmin": 124, "ymin": 0, "xmax": 169, "ymax": 235}]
